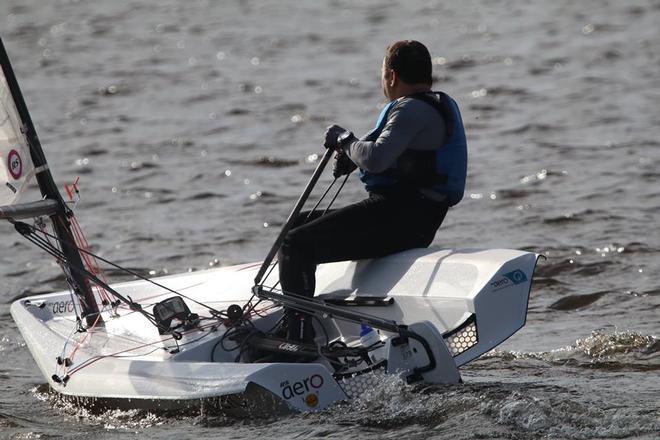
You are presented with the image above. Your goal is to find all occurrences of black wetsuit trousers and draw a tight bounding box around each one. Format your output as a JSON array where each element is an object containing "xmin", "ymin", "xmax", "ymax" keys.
[{"xmin": 277, "ymin": 189, "xmax": 449, "ymax": 340}]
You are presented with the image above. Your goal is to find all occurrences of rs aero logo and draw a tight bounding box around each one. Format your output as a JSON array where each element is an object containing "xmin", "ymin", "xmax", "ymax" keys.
[
  {"xmin": 490, "ymin": 269, "xmax": 528, "ymax": 291},
  {"xmin": 7, "ymin": 149, "xmax": 23, "ymax": 180},
  {"xmin": 280, "ymin": 374, "xmax": 324, "ymax": 406},
  {"xmin": 47, "ymin": 300, "xmax": 75, "ymax": 315}
]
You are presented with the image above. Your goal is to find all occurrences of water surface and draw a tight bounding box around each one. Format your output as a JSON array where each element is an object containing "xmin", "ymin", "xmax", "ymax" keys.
[{"xmin": 1, "ymin": 0, "xmax": 658, "ymax": 438}]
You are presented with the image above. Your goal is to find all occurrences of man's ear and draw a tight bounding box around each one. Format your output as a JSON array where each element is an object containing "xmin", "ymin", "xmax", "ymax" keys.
[{"xmin": 389, "ymin": 69, "xmax": 397, "ymax": 87}]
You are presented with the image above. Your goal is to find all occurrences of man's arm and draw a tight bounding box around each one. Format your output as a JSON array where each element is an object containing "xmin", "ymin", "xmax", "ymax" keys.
[{"xmin": 342, "ymin": 100, "xmax": 427, "ymax": 173}]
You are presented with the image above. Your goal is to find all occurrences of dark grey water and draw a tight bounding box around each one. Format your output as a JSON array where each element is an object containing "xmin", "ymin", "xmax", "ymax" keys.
[{"xmin": 1, "ymin": 0, "xmax": 658, "ymax": 438}]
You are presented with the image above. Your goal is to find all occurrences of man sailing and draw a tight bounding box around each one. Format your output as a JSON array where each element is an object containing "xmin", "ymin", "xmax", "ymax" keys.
[{"xmin": 278, "ymin": 40, "xmax": 468, "ymax": 343}]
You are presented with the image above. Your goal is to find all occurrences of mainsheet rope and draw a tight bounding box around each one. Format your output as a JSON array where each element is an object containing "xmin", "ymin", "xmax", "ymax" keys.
[{"xmin": 260, "ymin": 172, "xmax": 350, "ymax": 287}]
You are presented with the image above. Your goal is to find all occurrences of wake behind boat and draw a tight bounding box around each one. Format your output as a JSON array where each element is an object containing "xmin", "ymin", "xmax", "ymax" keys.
[{"xmin": 2, "ymin": 37, "xmax": 540, "ymax": 413}]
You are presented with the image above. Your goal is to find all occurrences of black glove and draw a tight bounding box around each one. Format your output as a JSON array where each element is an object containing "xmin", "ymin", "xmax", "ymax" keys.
[
  {"xmin": 324, "ymin": 124, "xmax": 355, "ymax": 150},
  {"xmin": 332, "ymin": 150, "xmax": 357, "ymax": 178}
]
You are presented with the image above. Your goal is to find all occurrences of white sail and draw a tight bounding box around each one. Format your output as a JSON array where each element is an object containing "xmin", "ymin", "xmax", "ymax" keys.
[{"xmin": 0, "ymin": 66, "xmax": 35, "ymax": 206}]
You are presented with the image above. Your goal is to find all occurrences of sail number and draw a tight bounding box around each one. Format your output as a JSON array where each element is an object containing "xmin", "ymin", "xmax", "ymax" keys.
[{"xmin": 7, "ymin": 149, "xmax": 23, "ymax": 180}]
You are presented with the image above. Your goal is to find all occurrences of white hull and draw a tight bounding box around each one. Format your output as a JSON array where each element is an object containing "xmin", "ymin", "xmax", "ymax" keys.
[{"xmin": 11, "ymin": 247, "xmax": 540, "ymax": 412}]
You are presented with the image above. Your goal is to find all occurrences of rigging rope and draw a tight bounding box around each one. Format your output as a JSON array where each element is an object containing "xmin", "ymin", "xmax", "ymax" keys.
[
  {"xmin": 13, "ymin": 220, "xmax": 163, "ymax": 328},
  {"xmin": 14, "ymin": 219, "xmax": 226, "ymax": 317},
  {"xmin": 261, "ymin": 170, "xmax": 350, "ymax": 287}
]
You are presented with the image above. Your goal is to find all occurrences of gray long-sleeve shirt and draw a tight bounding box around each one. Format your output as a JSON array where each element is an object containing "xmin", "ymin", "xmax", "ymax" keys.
[{"xmin": 343, "ymin": 96, "xmax": 447, "ymax": 173}]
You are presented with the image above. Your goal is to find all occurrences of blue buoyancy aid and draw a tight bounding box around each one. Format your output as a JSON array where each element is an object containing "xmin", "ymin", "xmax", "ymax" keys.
[{"xmin": 359, "ymin": 91, "xmax": 467, "ymax": 206}]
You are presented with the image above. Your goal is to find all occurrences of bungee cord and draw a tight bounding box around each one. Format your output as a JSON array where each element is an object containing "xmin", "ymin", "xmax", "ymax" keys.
[
  {"xmin": 304, "ymin": 177, "xmax": 337, "ymax": 221},
  {"xmin": 56, "ymin": 296, "xmax": 281, "ymax": 381}
]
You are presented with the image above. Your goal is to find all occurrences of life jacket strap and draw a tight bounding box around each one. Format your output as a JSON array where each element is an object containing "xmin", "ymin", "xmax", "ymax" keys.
[
  {"xmin": 407, "ymin": 92, "xmax": 455, "ymax": 142},
  {"xmin": 382, "ymin": 93, "xmax": 452, "ymax": 187}
]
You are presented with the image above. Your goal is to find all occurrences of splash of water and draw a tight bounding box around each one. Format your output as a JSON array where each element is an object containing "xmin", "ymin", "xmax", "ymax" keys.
[{"xmin": 487, "ymin": 329, "xmax": 657, "ymax": 365}]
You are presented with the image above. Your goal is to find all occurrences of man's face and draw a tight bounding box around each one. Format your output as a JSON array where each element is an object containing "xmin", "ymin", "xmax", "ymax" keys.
[{"xmin": 381, "ymin": 57, "xmax": 393, "ymax": 100}]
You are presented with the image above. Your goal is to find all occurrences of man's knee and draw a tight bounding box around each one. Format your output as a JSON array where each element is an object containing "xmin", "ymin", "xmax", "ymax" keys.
[
  {"xmin": 281, "ymin": 228, "xmax": 313, "ymax": 260},
  {"xmin": 291, "ymin": 211, "xmax": 312, "ymax": 229},
  {"xmin": 280, "ymin": 230, "xmax": 308, "ymax": 266}
]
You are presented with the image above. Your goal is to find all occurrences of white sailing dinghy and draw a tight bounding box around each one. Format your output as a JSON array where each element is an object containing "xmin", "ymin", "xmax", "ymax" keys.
[{"xmin": 2, "ymin": 37, "xmax": 540, "ymax": 413}]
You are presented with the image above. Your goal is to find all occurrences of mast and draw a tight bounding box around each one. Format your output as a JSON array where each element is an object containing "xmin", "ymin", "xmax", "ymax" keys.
[{"xmin": 0, "ymin": 37, "xmax": 101, "ymax": 326}]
